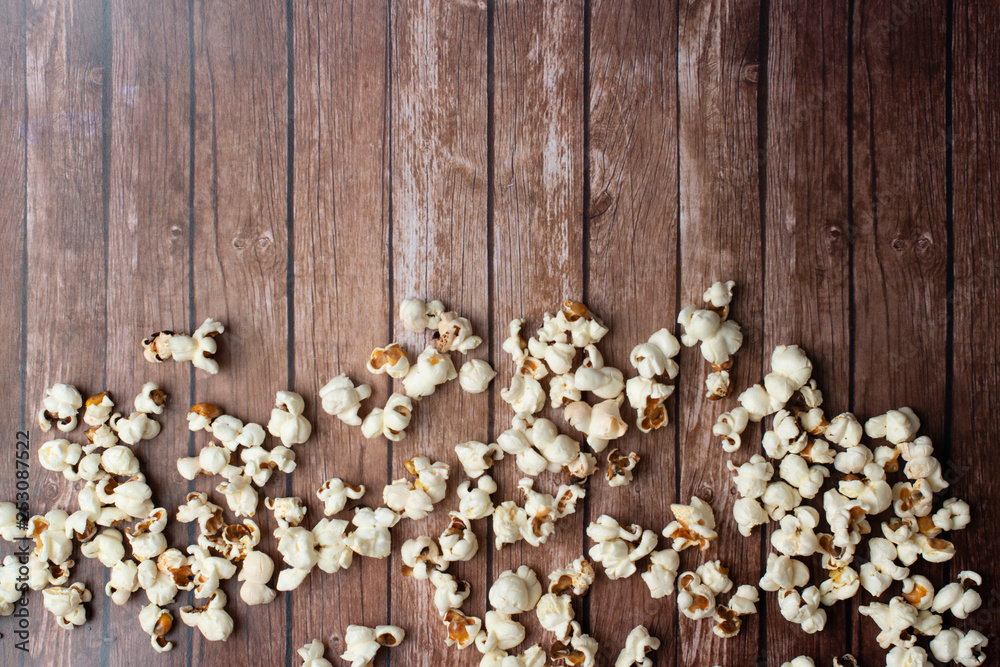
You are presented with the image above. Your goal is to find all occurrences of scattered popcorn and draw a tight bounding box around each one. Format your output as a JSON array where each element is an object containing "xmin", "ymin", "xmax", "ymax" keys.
[
  {"xmin": 177, "ymin": 445, "xmax": 231, "ymax": 480},
  {"xmin": 455, "ymin": 440, "xmax": 504, "ymax": 478},
  {"xmin": 564, "ymin": 397, "xmax": 628, "ymax": 452},
  {"xmin": 932, "ymin": 571, "xmax": 982, "ymax": 619},
  {"xmin": 458, "ymin": 359, "xmax": 496, "ymax": 393},
  {"xmin": 781, "ymin": 659, "xmax": 816, "ymax": 667},
  {"xmin": 402, "ymin": 346, "xmax": 457, "ymax": 400},
  {"xmin": 105, "ymin": 559, "xmax": 140, "ymax": 605},
  {"xmin": 574, "ymin": 344, "xmax": 624, "ymax": 399},
  {"xmin": 139, "ymin": 602, "xmax": 174, "ymax": 652},
  {"xmin": 265, "ymin": 496, "xmax": 307, "ymax": 538},
  {"xmin": 760, "ymin": 553, "xmax": 810, "ymax": 592},
  {"xmin": 641, "ymin": 548, "xmax": 680, "ymax": 598},
  {"xmin": 860, "ymin": 537, "xmax": 910, "ymax": 597},
  {"xmin": 536, "ymin": 592, "xmax": 575, "ymax": 640},
  {"xmin": 778, "ymin": 585, "xmax": 826, "ymax": 634},
  {"xmin": 677, "ymin": 281, "xmax": 743, "ymax": 396},
  {"xmin": 38, "ymin": 383, "xmax": 83, "ymax": 432},
  {"xmin": 439, "ymin": 513, "xmax": 478, "ymax": 562},
  {"xmin": 345, "ymin": 507, "xmax": 399, "ymax": 559},
  {"xmin": 930, "ymin": 628, "xmax": 988, "ymax": 666},
  {"xmin": 83, "ymin": 391, "xmax": 114, "ymax": 427},
  {"xmin": 267, "ymin": 391, "xmax": 312, "ymax": 447},
  {"xmin": 548, "ymin": 557, "xmax": 595, "ymax": 597},
  {"xmin": 361, "ymin": 392, "xmax": 413, "ymax": 441},
  {"xmin": 549, "ymin": 373, "xmax": 582, "ymax": 408},
  {"xmin": 430, "ymin": 570, "xmax": 470, "ymax": 616},
  {"xmin": 399, "ymin": 297, "xmax": 445, "ymax": 332},
  {"xmin": 298, "ymin": 639, "xmax": 332, "ymax": 667},
  {"xmin": 663, "ymin": 496, "xmax": 717, "ymax": 551},
  {"xmin": 138, "ymin": 549, "xmax": 194, "ymax": 606},
  {"xmin": 501, "ymin": 374, "xmax": 546, "ymax": 415},
  {"xmin": 587, "ymin": 515, "xmax": 657, "ymax": 580},
  {"xmin": 860, "ymin": 596, "xmax": 921, "ymax": 649},
  {"xmin": 713, "ymin": 584, "xmax": 759, "ymax": 638},
  {"xmin": 27, "ymin": 510, "xmax": 74, "ymax": 565},
  {"xmin": 442, "ymin": 608, "xmax": 481, "ymax": 650},
  {"xmin": 819, "ymin": 565, "xmax": 860, "ymax": 606},
  {"xmin": 625, "ymin": 376, "xmax": 673, "ymax": 432},
  {"xmin": 614, "ymin": 625, "xmax": 660, "ymax": 667},
  {"xmin": 550, "ymin": 624, "xmax": 599, "ymax": 667},
  {"xmin": 238, "ymin": 550, "xmax": 276, "ymax": 606},
  {"xmin": 216, "ymin": 467, "xmax": 259, "ymax": 517},
  {"xmin": 457, "ymin": 475, "xmax": 497, "ymax": 520},
  {"xmin": 607, "ymin": 449, "xmax": 640, "ymax": 487},
  {"xmin": 111, "ymin": 410, "xmax": 161, "ymax": 445},
  {"xmin": 629, "ymin": 328, "xmax": 680, "ymax": 380},
  {"xmin": 771, "ymin": 506, "xmax": 821, "ymax": 557},
  {"xmin": 435, "ymin": 311, "xmax": 482, "ymax": 353},
  {"xmin": 38, "ymin": 439, "xmax": 83, "ymax": 479},
  {"xmin": 143, "ymin": 317, "xmax": 224, "ymax": 374},
  {"xmin": 475, "ymin": 611, "xmax": 527, "ymax": 653},
  {"xmin": 705, "ymin": 370, "xmax": 731, "ymax": 400},
  {"xmin": 739, "ymin": 345, "xmax": 813, "ymax": 421},
  {"xmin": 714, "ymin": 407, "xmax": 749, "ymax": 452},
  {"xmin": 341, "ymin": 625, "xmax": 405, "ymax": 667},
  {"xmin": 42, "ymin": 581, "xmax": 92, "ymax": 628},
  {"xmin": 180, "ymin": 589, "xmax": 233, "ymax": 641},
  {"xmin": 489, "ymin": 566, "xmax": 542, "ymax": 615},
  {"xmin": 319, "ymin": 374, "xmax": 371, "ymax": 426},
  {"xmin": 383, "ymin": 456, "xmax": 450, "ymax": 521},
  {"xmin": 317, "ymin": 478, "xmax": 365, "ymax": 516}
]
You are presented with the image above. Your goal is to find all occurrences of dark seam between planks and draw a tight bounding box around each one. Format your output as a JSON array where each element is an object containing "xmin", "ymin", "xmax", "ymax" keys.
[
  {"xmin": 756, "ymin": 0, "xmax": 770, "ymax": 661},
  {"xmin": 485, "ymin": 0, "xmax": 496, "ymax": 616},
  {"xmin": 672, "ymin": 2, "xmax": 681, "ymax": 664},
  {"xmin": 284, "ymin": 0, "xmax": 296, "ymax": 664},
  {"xmin": 100, "ymin": 2, "xmax": 112, "ymax": 663},
  {"xmin": 846, "ymin": 0, "xmax": 857, "ymax": 655},
  {"xmin": 384, "ymin": 0, "xmax": 394, "ymax": 644},
  {"xmin": 942, "ymin": 0, "xmax": 955, "ymax": 587},
  {"xmin": 186, "ymin": 1, "xmax": 197, "ymax": 664},
  {"xmin": 579, "ymin": 0, "xmax": 591, "ymax": 638}
]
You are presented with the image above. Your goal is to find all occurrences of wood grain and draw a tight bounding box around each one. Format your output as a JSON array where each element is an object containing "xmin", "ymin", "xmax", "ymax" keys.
[
  {"xmin": 585, "ymin": 0, "xmax": 679, "ymax": 661},
  {"xmin": 290, "ymin": 0, "xmax": 392, "ymax": 662},
  {"xmin": 24, "ymin": 0, "xmax": 107, "ymax": 665},
  {"xmin": 952, "ymin": 0, "xmax": 1000, "ymax": 643},
  {"xmin": 191, "ymin": 0, "xmax": 289, "ymax": 664},
  {"xmin": 764, "ymin": 0, "xmax": 851, "ymax": 662},
  {"xmin": 389, "ymin": 0, "xmax": 490, "ymax": 663},
  {"xmin": 851, "ymin": 0, "xmax": 949, "ymax": 663},
  {"xmin": 491, "ymin": 0, "xmax": 586, "ymax": 657}
]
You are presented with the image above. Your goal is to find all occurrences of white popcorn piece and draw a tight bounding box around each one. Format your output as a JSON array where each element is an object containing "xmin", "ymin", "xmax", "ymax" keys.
[
  {"xmin": 762, "ymin": 481, "xmax": 802, "ymax": 520},
  {"xmin": 781, "ymin": 659, "xmax": 816, "ymax": 667},
  {"xmin": 177, "ymin": 445, "xmax": 231, "ymax": 480},
  {"xmin": 458, "ymin": 359, "xmax": 496, "ymax": 393},
  {"xmin": 43, "ymin": 582, "xmax": 92, "ymax": 629},
  {"xmin": 345, "ymin": 507, "xmax": 400, "ymax": 559},
  {"xmin": 38, "ymin": 439, "xmax": 83, "ymax": 479},
  {"xmin": 319, "ymin": 374, "xmax": 372, "ymax": 426},
  {"xmin": 536, "ymin": 593, "xmax": 575, "ymax": 640},
  {"xmin": 180, "ymin": 589, "xmax": 233, "ymax": 641},
  {"xmin": 341, "ymin": 625, "xmax": 405, "ymax": 667},
  {"xmin": 930, "ymin": 497, "xmax": 971, "ymax": 535},
  {"xmin": 824, "ymin": 412, "xmax": 863, "ymax": 448},
  {"xmin": 931, "ymin": 628, "xmax": 988, "ymax": 667},
  {"xmin": 435, "ymin": 311, "xmax": 482, "ymax": 353},
  {"xmin": 489, "ymin": 566, "xmax": 543, "ymax": 615},
  {"xmin": 455, "ymin": 440, "xmax": 504, "ymax": 478},
  {"xmin": 728, "ymin": 454, "xmax": 774, "ymax": 499},
  {"xmin": 606, "ymin": 448, "xmax": 640, "ymax": 487},
  {"xmin": 714, "ymin": 407, "xmax": 749, "ymax": 452},
  {"xmin": 574, "ymin": 344, "xmax": 625, "ymax": 399},
  {"xmin": 139, "ymin": 602, "xmax": 174, "ymax": 653},
  {"xmin": 366, "ymin": 343, "xmax": 410, "ymax": 379},
  {"xmin": 402, "ymin": 346, "xmax": 457, "ymax": 400},
  {"xmin": 442, "ymin": 609, "xmax": 481, "ymax": 650},
  {"xmin": 316, "ymin": 478, "xmax": 365, "ymax": 516},
  {"xmin": 475, "ymin": 610, "xmax": 527, "ymax": 654},
  {"xmin": 142, "ymin": 317, "xmax": 225, "ymax": 374},
  {"xmin": 548, "ymin": 557, "xmax": 595, "ymax": 597},
  {"xmin": 298, "ymin": 639, "xmax": 332, "ymax": 667},
  {"xmin": 267, "ymin": 391, "xmax": 312, "ymax": 447},
  {"xmin": 0, "ymin": 556, "xmax": 26, "ymax": 615},
  {"xmin": 614, "ymin": 625, "xmax": 660, "ymax": 667},
  {"xmin": 400, "ymin": 297, "xmax": 445, "ymax": 332},
  {"xmin": 127, "ymin": 508, "xmax": 168, "ymax": 561},
  {"xmin": 713, "ymin": 584, "xmax": 760, "ymax": 638},
  {"xmin": 517, "ymin": 478, "xmax": 585, "ymax": 547},
  {"xmin": 550, "ymin": 624, "xmax": 599, "ymax": 667},
  {"xmin": 771, "ymin": 506, "xmax": 821, "ymax": 557},
  {"xmin": 492, "ymin": 501, "xmax": 528, "ymax": 550},
  {"xmin": 819, "ymin": 565, "xmax": 860, "ymax": 606},
  {"xmin": 38, "ymin": 383, "xmax": 83, "ymax": 432},
  {"xmin": 859, "ymin": 596, "xmax": 920, "ymax": 649},
  {"xmin": 865, "ymin": 407, "xmax": 921, "ymax": 444},
  {"xmin": 176, "ymin": 492, "xmax": 224, "ymax": 535},
  {"xmin": 439, "ymin": 513, "xmax": 478, "ymax": 563},
  {"xmin": 138, "ymin": 549, "xmax": 195, "ymax": 606},
  {"xmin": 677, "ymin": 298, "xmax": 743, "ymax": 371},
  {"xmin": 778, "ymin": 585, "xmax": 827, "ymax": 634},
  {"xmin": 778, "ymin": 454, "xmax": 829, "ymax": 499},
  {"xmin": 313, "ymin": 518, "xmax": 354, "ymax": 574},
  {"xmin": 400, "ymin": 536, "xmax": 445, "ymax": 580},
  {"xmin": 550, "ymin": 301, "xmax": 609, "ymax": 348},
  {"xmin": 705, "ymin": 370, "xmax": 732, "ymax": 400},
  {"xmin": 739, "ymin": 345, "xmax": 813, "ymax": 421},
  {"xmin": 186, "ymin": 402, "xmax": 224, "ymax": 432},
  {"xmin": 458, "ymin": 475, "xmax": 497, "ymax": 520},
  {"xmin": 564, "ymin": 397, "xmax": 628, "ymax": 453},
  {"xmin": 760, "ymin": 553, "xmax": 809, "ymax": 592},
  {"xmin": 105, "ymin": 559, "xmax": 140, "ymax": 605},
  {"xmin": 625, "ymin": 376, "xmax": 673, "ymax": 433},
  {"xmin": 265, "ymin": 496, "xmax": 307, "ymax": 537},
  {"xmin": 860, "ymin": 537, "xmax": 910, "ymax": 597},
  {"xmin": 276, "ymin": 526, "xmax": 319, "ymax": 591},
  {"xmin": 629, "ymin": 328, "xmax": 680, "ymax": 380},
  {"xmin": 587, "ymin": 515, "xmax": 658, "ymax": 580},
  {"xmin": 80, "ymin": 528, "xmax": 126, "ymax": 568},
  {"xmin": 383, "ymin": 456, "xmax": 450, "ymax": 521},
  {"xmin": 549, "ymin": 373, "xmax": 582, "ymax": 409},
  {"xmin": 430, "ymin": 570, "xmax": 470, "ymax": 616},
  {"xmin": 110, "ymin": 411, "xmax": 161, "ymax": 445},
  {"xmin": 641, "ymin": 549, "xmax": 680, "ymax": 599},
  {"xmin": 501, "ymin": 375, "xmax": 546, "ymax": 415},
  {"xmin": 932, "ymin": 571, "xmax": 982, "ymax": 619},
  {"xmin": 188, "ymin": 544, "xmax": 236, "ymax": 599},
  {"xmin": 901, "ymin": 574, "xmax": 935, "ymax": 611},
  {"xmin": 834, "ymin": 444, "xmax": 874, "ymax": 475},
  {"xmin": 83, "ymin": 391, "xmax": 114, "ymax": 427},
  {"xmin": 216, "ymin": 467, "xmax": 259, "ymax": 518},
  {"xmin": 27, "ymin": 510, "xmax": 73, "ymax": 565},
  {"xmin": 663, "ymin": 496, "xmax": 717, "ymax": 552},
  {"xmin": 886, "ymin": 646, "xmax": 930, "ymax": 667},
  {"xmin": 133, "ymin": 382, "xmax": 168, "ymax": 416},
  {"xmin": 899, "ymin": 436, "xmax": 949, "ymax": 492},
  {"xmin": 360, "ymin": 392, "xmax": 414, "ymax": 442},
  {"xmin": 238, "ymin": 550, "xmax": 276, "ymax": 606}
]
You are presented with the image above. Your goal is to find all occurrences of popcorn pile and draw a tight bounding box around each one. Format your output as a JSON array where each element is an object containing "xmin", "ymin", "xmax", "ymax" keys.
[{"xmin": 0, "ymin": 285, "xmax": 987, "ymax": 667}]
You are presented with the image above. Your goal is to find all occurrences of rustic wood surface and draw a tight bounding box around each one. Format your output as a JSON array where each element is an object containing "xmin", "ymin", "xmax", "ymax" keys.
[{"xmin": 1, "ymin": 0, "xmax": 997, "ymax": 665}]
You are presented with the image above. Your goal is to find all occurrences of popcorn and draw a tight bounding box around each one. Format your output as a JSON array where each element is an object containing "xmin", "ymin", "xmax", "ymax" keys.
[
  {"xmin": 345, "ymin": 507, "xmax": 399, "ymax": 558},
  {"xmin": 931, "ymin": 498, "xmax": 971, "ymax": 534},
  {"xmin": 455, "ymin": 440, "xmax": 504, "ymax": 478},
  {"xmin": 457, "ymin": 475, "xmax": 497, "ymax": 520},
  {"xmin": 105, "ymin": 559, "xmax": 140, "ymax": 605},
  {"xmin": 27, "ymin": 510, "xmax": 73, "ymax": 565},
  {"xmin": 865, "ymin": 407, "xmax": 921, "ymax": 444},
  {"xmin": 536, "ymin": 593, "xmax": 575, "ymax": 640},
  {"xmin": 554, "ymin": 301, "xmax": 609, "ymax": 348},
  {"xmin": 901, "ymin": 574, "xmax": 935, "ymax": 610},
  {"xmin": 607, "ymin": 449, "xmax": 639, "ymax": 487},
  {"xmin": 771, "ymin": 506, "xmax": 821, "ymax": 557},
  {"xmin": 739, "ymin": 345, "xmax": 813, "ymax": 421},
  {"xmin": 778, "ymin": 585, "xmax": 826, "ymax": 634},
  {"xmin": 663, "ymin": 496, "xmax": 717, "ymax": 551},
  {"xmin": 548, "ymin": 557, "xmax": 595, "ymax": 596},
  {"xmin": 435, "ymin": 311, "xmax": 482, "ymax": 353},
  {"xmin": 361, "ymin": 392, "xmax": 413, "ymax": 441},
  {"xmin": 493, "ymin": 501, "xmax": 528, "ymax": 550},
  {"xmin": 142, "ymin": 317, "xmax": 225, "ymax": 374},
  {"xmin": 930, "ymin": 628, "xmax": 988, "ymax": 667},
  {"xmin": 187, "ymin": 402, "xmax": 224, "ymax": 431},
  {"xmin": 276, "ymin": 526, "xmax": 319, "ymax": 591},
  {"xmin": 38, "ymin": 383, "xmax": 83, "ymax": 432},
  {"xmin": 502, "ymin": 319, "xmax": 530, "ymax": 370},
  {"xmin": 180, "ymin": 589, "xmax": 233, "ymax": 641},
  {"xmin": 188, "ymin": 544, "xmax": 236, "ymax": 599},
  {"xmin": 319, "ymin": 374, "xmax": 371, "ymax": 426},
  {"xmin": 574, "ymin": 345, "xmax": 625, "ymax": 399},
  {"xmin": 430, "ymin": 570, "xmax": 470, "ymax": 616},
  {"xmin": 501, "ymin": 375, "xmax": 546, "ymax": 415},
  {"xmin": 824, "ymin": 412, "xmax": 863, "ymax": 448},
  {"xmin": 313, "ymin": 518, "xmax": 354, "ymax": 573},
  {"xmin": 400, "ymin": 536, "xmax": 446, "ymax": 580},
  {"xmin": 439, "ymin": 513, "xmax": 478, "ymax": 563},
  {"xmin": 614, "ymin": 625, "xmax": 660, "ymax": 667},
  {"xmin": 83, "ymin": 391, "xmax": 114, "ymax": 427},
  {"xmin": 139, "ymin": 602, "xmax": 174, "ymax": 653},
  {"xmin": 38, "ymin": 439, "xmax": 83, "ymax": 479},
  {"xmin": 819, "ymin": 565, "xmax": 860, "ymax": 606},
  {"xmin": 489, "ymin": 566, "xmax": 543, "ymax": 615},
  {"xmin": 199, "ymin": 519, "xmax": 261, "ymax": 563},
  {"xmin": 216, "ymin": 467, "xmax": 259, "ymax": 517},
  {"xmin": 886, "ymin": 646, "xmax": 930, "ymax": 667},
  {"xmin": 859, "ymin": 596, "xmax": 920, "ymax": 649},
  {"xmin": 762, "ymin": 481, "xmax": 802, "ymax": 520},
  {"xmin": 402, "ymin": 346, "xmax": 457, "ymax": 399},
  {"xmin": 728, "ymin": 455, "xmax": 774, "ymax": 499},
  {"xmin": 548, "ymin": 373, "xmax": 582, "ymax": 408},
  {"xmin": 778, "ymin": 454, "xmax": 829, "ymax": 499},
  {"xmin": 297, "ymin": 639, "xmax": 332, "ymax": 667},
  {"xmin": 550, "ymin": 625, "xmax": 599, "ymax": 667},
  {"xmin": 625, "ymin": 376, "xmax": 673, "ymax": 432},
  {"xmin": 900, "ymin": 436, "xmax": 949, "ymax": 492},
  {"xmin": 443, "ymin": 609, "xmax": 481, "ymax": 649},
  {"xmin": 834, "ymin": 444, "xmax": 874, "ymax": 475},
  {"xmin": 238, "ymin": 550, "xmax": 276, "ymax": 606},
  {"xmin": 932, "ymin": 571, "xmax": 982, "ymax": 619},
  {"xmin": 587, "ymin": 515, "xmax": 658, "ymax": 579},
  {"xmin": 714, "ymin": 407, "xmax": 749, "ymax": 452},
  {"xmin": 781, "ymin": 659, "xmax": 816, "ymax": 667},
  {"xmin": 341, "ymin": 625, "xmax": 405, "ymax": 667},
  {"xmin": 677, "ymin": 282, "xmax": 743, "ymax": 373},
  {"xmin": 713, "ymin": 584, "xmax": 759, "ymax": 638},
  {"xmin": 458, "ymin": 359, "xmax": 496, "ymax": 393},
  {"xmin": 176, "ymin": 492, "xmax": 225, "ymax": 536},
  {"xmin": 475, "ymin": 610, "xmax": 526, "ymax": 653},
  {"xmin": 317, "ymin": 478, "xmax": 365, "ymax": 516},
  {"xmin": 629, "ymin": 328, "xmax": 680, "ymax": 380},
  {"xmin": 383, "ymin": 456, "xmax": 450, "ymax": 521},
  {"xmin": 267, "ymin": 391, "xmax": 312, "ymax": 447},
  {"xmin": 760, "ymin": 554, "xmax": 809, "ymax": 591},
  {"xmin": 133, "ymin": 382, "xmax": 168, "ymax": 415},
  {"xmin": 641, "ymin": 549, "xmax": 680, "ymax": 598},
  {"xmin": 138, "ymin": 549, "xmax": 194, "ymax": 606},
  {"xmin": 399, "ymin": 297, "xmax": 445, "ymax": 332},
  {"xmin": 111, "ymin": 411, "xmax": 161, "ymax": 445},
  {"xmin": 860, "ymin": 537, "xmax": 910, "ymax": 597},
  {"xmin": 564, "ymin": 397, "xmax": 628, "ymax": 452},
  {"xmin": 705, "ymin": 371, "xmax": 732, "ymax": 400},
  {"xmin": 127, "ymin": 508, "xmax": 168, "ymax": 561},
  {"xmin": 177, "ymin": 445, "xmax": 231, "ymax": 480},
  {"xmin": 516, "ymin": 478, "xmax": 585, "ymax": 547},
  {"xmin": 42, "ymin": 582, "xmax": 92, "ymax": 628}
]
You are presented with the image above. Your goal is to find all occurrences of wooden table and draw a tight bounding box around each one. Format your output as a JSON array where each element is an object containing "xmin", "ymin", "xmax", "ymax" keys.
[{"xmin": 1, "ymin": 1, "xmax": 996, "ymax": 665}]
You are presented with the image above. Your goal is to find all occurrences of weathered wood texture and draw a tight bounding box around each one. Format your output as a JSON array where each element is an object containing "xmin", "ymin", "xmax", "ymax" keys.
[{"xmin": 2, "ymin": 0, "xmax": 998, "ymax": 665}]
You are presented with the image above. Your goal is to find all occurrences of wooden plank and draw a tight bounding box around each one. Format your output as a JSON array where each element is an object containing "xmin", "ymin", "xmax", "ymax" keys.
[
  {"xmin": 104, "ymin": 1, "xmax": 192, "ymax": 664},
  {"xmin": 850, "ymin": 0, "xmax": 949, "ymax": 663},
  {"xmin": 0, "ymin": 0, "xmax": 26, "ymax": 663},
  {"xmin": 191, "ymin": 0, "xmax": 288, "ymax": 663},
  {"xmin": 24, "ymin": 0, "xmax": 107, "ymax": 665},
  {"xmin": 290, "ymin": 0, "xmax": 393, "ymax": 658},
  {"xmin": 389, "ymin": 0, "xmax": 490, "ymax": 663},
  {"xmin": 491, "ymin": 0, "xmax": 586, "ymax": 656},
  {"xmin": 764, "ymin": 0, "xmax": 851, "ymax": 662},
  {"xmin": 951, "ymin": 0, "xmax": 1000, "ymax": 643},
  {"xmin": 676, "ymin": 0, "xmax": 765, "ymax": 664},
  {"xmin": 585, "ymin": 0, "xmax": 679, "ymax": 661}
]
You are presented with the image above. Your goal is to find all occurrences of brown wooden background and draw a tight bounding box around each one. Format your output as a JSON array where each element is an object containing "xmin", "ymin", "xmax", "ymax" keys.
[{"xmin": 0, "ymin": 0, "xmax": 997, "ymax": 665}]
